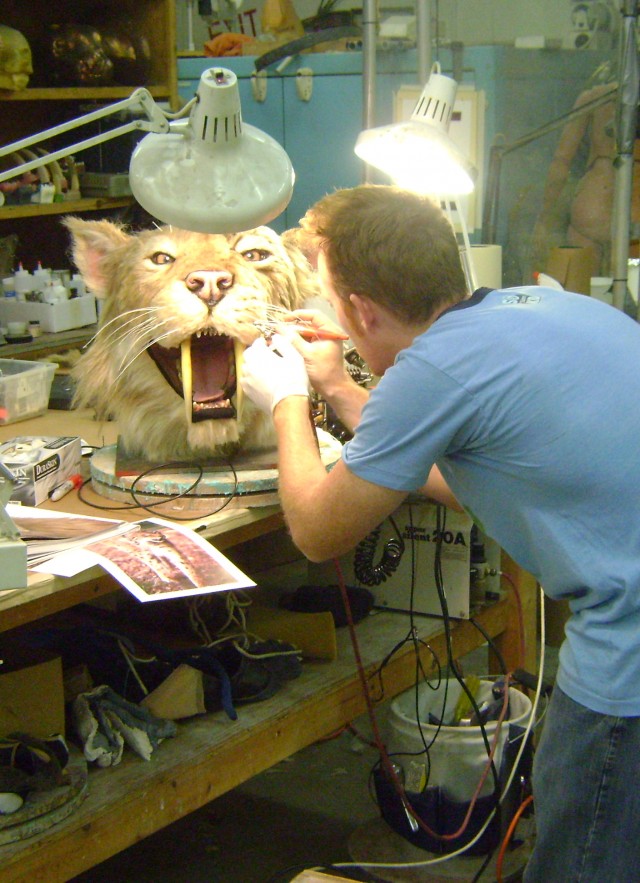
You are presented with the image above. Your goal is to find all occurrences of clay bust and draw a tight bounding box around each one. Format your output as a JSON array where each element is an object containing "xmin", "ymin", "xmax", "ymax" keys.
[
  {"xmin": 532, "ymin": 62, "xmax": 640, "ymax": 276},
  {"xmin": 0, "ymin": 25, "xmax": 32, "ymax": 91}
]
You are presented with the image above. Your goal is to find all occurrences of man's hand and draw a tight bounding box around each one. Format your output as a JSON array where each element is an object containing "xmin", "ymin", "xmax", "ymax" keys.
[
  {"xmin": 241, "ymin": 334, "xmax": 310, "ymax": 414},
  {"xmin": 283, "ymin": 310, "xmax": 351, "ymax": 399}
]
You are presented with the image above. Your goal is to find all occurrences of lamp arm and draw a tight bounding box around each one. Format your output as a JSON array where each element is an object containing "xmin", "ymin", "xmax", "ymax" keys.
[{"xmin": 0, "ymin": 88, "xmax": 170, "ymax": 185}]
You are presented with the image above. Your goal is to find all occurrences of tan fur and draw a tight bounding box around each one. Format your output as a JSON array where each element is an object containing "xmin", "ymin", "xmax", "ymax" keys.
[{"xmin": 66, "ymin": 219, "xmax": 318, "ymax": 462}]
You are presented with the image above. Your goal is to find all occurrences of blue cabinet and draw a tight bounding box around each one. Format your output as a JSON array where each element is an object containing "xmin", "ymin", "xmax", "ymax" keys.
[{"xmin": 179, "ymin": 47, "xmax": 609, "ymax": 286}]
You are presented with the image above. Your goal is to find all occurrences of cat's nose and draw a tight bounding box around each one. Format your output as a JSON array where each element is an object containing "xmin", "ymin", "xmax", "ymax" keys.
[{"xmin": 185, "ymin": 270, "xmax": 233, "ymax": 305}]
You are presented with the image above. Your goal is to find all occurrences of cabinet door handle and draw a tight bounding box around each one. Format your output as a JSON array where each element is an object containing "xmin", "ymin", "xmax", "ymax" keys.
[{"xmin": 296, "ymin": 68, "xmax": 313, "ymax": 102}]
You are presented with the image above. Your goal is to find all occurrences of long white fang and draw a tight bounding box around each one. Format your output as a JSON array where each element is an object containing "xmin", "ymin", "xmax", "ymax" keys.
[
  {"xmin": 234, "ymin": 339, "xmax": 245, "ymax": 423},
  {"xmin": 181, "ymin": 339, "xmax": 193, "ymax": 426}
]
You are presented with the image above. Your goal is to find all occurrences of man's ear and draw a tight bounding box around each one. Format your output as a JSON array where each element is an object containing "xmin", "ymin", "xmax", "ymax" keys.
[{"xmin": 349, "ymin": 293, "xmax": 377, "ymax": 331}]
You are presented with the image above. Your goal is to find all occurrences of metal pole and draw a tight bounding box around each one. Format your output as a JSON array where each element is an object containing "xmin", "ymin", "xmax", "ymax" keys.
[
  {"xmin": 610, "ymin": 0, "xmax": 639, "ymax": 313},
  {"xmin": 416, "ymin": 0, "xmax": 432, "ymax": 85},
  {"xmin": 361, "ymin": 0, "xmax": 378, "ymax": 182}
]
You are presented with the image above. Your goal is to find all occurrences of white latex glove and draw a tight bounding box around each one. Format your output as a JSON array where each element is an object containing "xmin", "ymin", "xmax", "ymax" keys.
[{"xmin": 241, "ymin": 333, "xmax": 310, "ymax": 414}]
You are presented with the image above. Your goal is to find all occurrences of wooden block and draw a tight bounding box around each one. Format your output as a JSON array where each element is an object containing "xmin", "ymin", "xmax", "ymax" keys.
[{"xmin": 248, "ymin": 604, "xmax": 337, "ymax": 660}]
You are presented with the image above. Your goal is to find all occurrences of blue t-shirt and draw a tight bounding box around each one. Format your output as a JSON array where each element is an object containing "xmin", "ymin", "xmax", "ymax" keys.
[{"xmin": 343, "ymin": 286, "xmax": 640, "ymax": 716}]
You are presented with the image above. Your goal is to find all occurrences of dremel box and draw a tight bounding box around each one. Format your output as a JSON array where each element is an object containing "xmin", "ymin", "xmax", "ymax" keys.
[{"xmin": 0, "ymin": 436, "xmax": 82, "ymax": 505}]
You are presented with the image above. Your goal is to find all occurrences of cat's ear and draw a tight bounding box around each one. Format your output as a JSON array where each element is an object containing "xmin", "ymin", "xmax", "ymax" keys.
[
  {"xmin": 63, "ymin": 217, "xmax": 130, "ymax": 298},
  {"xmin": 281, "ymin": 227, "xmax": 320, "ymax": 304}
]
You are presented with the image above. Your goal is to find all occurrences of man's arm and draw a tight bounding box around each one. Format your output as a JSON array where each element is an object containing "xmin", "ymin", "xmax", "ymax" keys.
[
  {"xmin": 240, "ymin": 331, "xmax": 462, "ymax": 559},
  {"xmin": 420, "ymin": 465, "xmax": 463, "ymax": 512},
  {"xmin": 273, "ymin": 396, "xmax": 407, "ymax": 562}
]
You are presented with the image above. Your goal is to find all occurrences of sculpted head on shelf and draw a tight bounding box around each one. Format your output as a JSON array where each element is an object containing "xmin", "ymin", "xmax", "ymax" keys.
[{"xmin": 0, "ymin": 26, "xmax": 33, "ymax": 91}]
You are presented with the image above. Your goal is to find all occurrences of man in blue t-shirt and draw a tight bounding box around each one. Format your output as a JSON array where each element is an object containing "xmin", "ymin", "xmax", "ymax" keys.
[{"xmin": 240, "ymin": 184, "xmax": 640, "ymax": 881}]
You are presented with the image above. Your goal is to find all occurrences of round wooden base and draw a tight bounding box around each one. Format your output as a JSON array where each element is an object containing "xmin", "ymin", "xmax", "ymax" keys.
[
  {"xmin": 0, "ymin": 746, "xmax": 88, "ymax": 846},
  {"xmin": 89, "ymin": 430, "xmax": 343, "ymax": 511}
]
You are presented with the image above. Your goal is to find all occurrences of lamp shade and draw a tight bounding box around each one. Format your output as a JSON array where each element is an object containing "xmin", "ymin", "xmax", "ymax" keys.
[
  {"xmin": 354, "ymin": 64, "xmax": 475, "ymax": 196},
  {"xmin": 129, "ymin": 68, "xmax": 295, "ymax": 232}
]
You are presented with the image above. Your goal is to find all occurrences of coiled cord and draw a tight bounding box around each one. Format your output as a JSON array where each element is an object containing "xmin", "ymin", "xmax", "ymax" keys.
[{"xmin": 354, "ymin": 521, "xmax": 405, "ymax": 586}]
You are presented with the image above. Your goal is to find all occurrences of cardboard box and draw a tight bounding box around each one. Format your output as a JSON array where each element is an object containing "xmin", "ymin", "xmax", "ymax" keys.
[
  {"xmin": 0, "ymin": 295, "xmax": 97, "ymax": 333},
  {"xmin": 0, "ymin": 435, "xmax": 82, "ymax": 505},
  {"xmin": 545, "ymin": 246, "xmax": 597, "ymax": 295},
  {"xmin": 0, "ymin": 644, "xmax": 65, "ymax": 739}
]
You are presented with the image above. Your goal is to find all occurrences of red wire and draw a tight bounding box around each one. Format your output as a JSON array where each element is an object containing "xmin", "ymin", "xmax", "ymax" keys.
[
  {"xmin": 500, "ymin": 570, "xmax": 526, "ymax": 668},
  {"xmin": 495, "ymin": 794, "xmax": 534, "ymax": 882},
  {"xmin": 333, "ymin": 556, "xmax": 512, "ymax": 843}
]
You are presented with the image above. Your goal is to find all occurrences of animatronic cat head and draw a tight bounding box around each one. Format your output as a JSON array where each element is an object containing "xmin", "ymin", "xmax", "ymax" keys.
[{"xmin": 66, "ymin": 219, "xmax": 319, "ymax": 462}]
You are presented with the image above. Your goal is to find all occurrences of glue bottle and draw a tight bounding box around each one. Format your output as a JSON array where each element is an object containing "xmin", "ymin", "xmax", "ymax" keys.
[
  {"xmin": 69, "ymin": 273, "xmax": 86, "ymax": 298},
  {"xmin": 42, "ymin": 280, "xmax": 68, "ymax": 304},
  {"xmin": 533, "ymin": 271, "xmax": 564, "ymax": 291},
  {"xmin": 13, "ymin": 263, "xmax": 33, "ymax": 300},
  {"xmin": 33, "ymin": 261, "xmax": 52, "ymax": 290},
  {"xmin": 2, "ymin": 276, "xmax": 15, "ymax": 298}
]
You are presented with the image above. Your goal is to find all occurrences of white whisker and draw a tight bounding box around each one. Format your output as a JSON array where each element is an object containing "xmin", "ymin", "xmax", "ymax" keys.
[
  {"xmin": 114, "ymin": 320, "xmax": 174, "ymax": 373},
  {"xmin": 113, "ymin": 327, "xmax": 179, "ymax": 383},
  {"xmin": 111, "ymin": 319, "xmax": 166, "ymax": 360},
  {"xmin": 87, "ymin": 308, "xmax": 164, "ymax": 347}
]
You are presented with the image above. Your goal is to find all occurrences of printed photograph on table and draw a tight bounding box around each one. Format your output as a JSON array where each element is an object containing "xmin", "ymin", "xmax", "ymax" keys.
[{"xmin": 84, "ymin": 518, "xmax": 256, "ymax": 602}]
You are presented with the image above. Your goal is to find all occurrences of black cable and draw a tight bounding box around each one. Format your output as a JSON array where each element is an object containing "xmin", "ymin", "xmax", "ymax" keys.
[
  {"xmin": 368, "ymin": 629, "xmax": 418, "ymax": 701},
  {"xmin": 471, "ymin": 845, "xmax": 495, "ymax": 882},
  {"xmin": 76, "ymin": 459, "xmax": 240, "ymax": 521},
  {"xmin": 353, "ymin": 515, "xmax": 405, "ymax": 586},
  {"xmin": 254, "ymin": 26, "xmax": 361, "ymax": 71},
  {"xmin": 433, "ymin": 505, "xmax": 501, "ymax": 798},
  {"xmin": 469, "ymin": 615, "xmax": 508, "ymax": 676},
  {"xmin": 406, "ymin": 504, "xmax": 443, "ymax": 787}
]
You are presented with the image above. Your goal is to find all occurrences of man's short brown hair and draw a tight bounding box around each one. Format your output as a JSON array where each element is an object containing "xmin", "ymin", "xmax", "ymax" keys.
[{"xmin": 298, "ymin": 184, "xmax": 468, "ymax": 324}]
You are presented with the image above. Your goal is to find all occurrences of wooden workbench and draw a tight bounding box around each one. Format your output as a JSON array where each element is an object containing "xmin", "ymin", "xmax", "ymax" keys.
[{"xmin": 0, "ymin": 410, "xmax": 538, "ymax": 882}]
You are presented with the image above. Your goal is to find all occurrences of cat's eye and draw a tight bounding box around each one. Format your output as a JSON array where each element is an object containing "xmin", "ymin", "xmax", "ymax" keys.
[
  {"xmin": 241, "ymin": 248, "xmax": 271, "ymax": 263},
  {"xmin": 150, "ymin": 251, "xmax": 175, "ymax": 265}
]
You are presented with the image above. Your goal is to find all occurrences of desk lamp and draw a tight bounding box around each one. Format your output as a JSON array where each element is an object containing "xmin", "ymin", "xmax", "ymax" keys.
[
  {"xmin": 354, "ymin": 63, "xmax": 478, "ymax": 291},
  {"xmin": 0, "ymin": 67, "xmax": 295, "ymax": 234}
]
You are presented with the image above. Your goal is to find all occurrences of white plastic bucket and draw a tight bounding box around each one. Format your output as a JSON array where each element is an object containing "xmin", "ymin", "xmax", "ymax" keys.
[{"xmin": 387, "ymin": 679, "xmax": 532, "ymax": 803}]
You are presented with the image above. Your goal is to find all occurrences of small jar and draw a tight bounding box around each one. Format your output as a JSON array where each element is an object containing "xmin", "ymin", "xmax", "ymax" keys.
[{"xmin": 28, "ymin": 320, "xmax": 41, "ymax": 338}]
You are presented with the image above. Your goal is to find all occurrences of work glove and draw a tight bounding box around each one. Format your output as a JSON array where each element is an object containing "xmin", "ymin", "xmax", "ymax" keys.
[{"xmin": 241, "ymin": 334, "xmax": 310, "ymax": 414}]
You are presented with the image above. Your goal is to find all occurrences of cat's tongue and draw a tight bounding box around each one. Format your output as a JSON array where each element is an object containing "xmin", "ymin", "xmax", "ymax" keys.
[
  {"xmin": 147, "ymin": 335, "xmax": 239, "ymax": 423},
  {"xmin": 181, "ymin": 334, "xmax": 237, "ymax": 423}
]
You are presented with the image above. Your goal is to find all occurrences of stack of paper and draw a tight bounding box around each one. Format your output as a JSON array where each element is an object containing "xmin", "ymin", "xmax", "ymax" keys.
[{"xmin": 8, "ymin": 504, "xmax": 255, "ymax": 603}]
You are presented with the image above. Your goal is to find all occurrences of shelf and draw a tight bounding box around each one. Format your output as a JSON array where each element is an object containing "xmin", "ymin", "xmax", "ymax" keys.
[
  {"xmin": 0, "ymin": 86, "xmax": 174, "ymax": 102},
  {"xmin": 0, "ymin": 326, "xmax": 97, "ymax": 359},
  {"xmin": 0, "ymin": 1, "xmax": 178, "ymax": 271},
  {"xmin": 0, "ymin": 604, "xmax": 515, "ymax": 882},
  {"xmin": 0, "ymin": 198, "xmax": 132, "ymax": 221}
]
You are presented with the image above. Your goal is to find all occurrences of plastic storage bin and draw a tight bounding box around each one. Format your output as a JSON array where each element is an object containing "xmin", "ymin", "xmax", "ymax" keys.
[{"xmin": 0, "ymin": 360, "xmax": 56, "ymax": 424}]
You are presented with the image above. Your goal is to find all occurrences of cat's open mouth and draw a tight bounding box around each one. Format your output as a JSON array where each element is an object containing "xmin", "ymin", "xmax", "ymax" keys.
[{"xmin": 147, "ymin": 333, "xmax": 244, "ymax": 424}]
